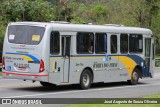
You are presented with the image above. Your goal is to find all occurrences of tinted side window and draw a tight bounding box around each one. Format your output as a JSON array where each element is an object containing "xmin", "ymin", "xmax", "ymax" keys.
[
  {"xmin": 129, "ymin": 34, "xmax": 143, "ymax": 53},
  {"xmin": 95, "ymin": 33, "xmax": 107, "ymax": 54},
  {"xmin": 120, "ymin": 34, "xmax": 128, "ymax": 53},
  {"xmin": 111, "ymin": 35, "xmax": 117, "ymax": 53},
  {"xmin": 50, "ymin": 32, "xmax": 60, "ymax": 55},
  {"xmin": 77, "ymin": 32, "xmax": 94, "ymax": 54}
]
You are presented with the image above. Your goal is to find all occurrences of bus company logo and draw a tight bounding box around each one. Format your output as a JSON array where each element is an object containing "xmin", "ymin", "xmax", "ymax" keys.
[
  {"xmin": 93, "ymin": 62, "xmax": 118, "ymax": 68},
  {"xmin": 2, "ymin": 99, "xmax": 11, "ymax": 104}
]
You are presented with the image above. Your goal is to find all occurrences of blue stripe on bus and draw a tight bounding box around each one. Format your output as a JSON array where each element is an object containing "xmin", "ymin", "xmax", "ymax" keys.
[
  {"xmin": 67, "ymin": 54, "xmax": 151, "ymax": 77},
  {"xmin": 127, "ymin": 55, "xmax": 151, "ymax": 77}
]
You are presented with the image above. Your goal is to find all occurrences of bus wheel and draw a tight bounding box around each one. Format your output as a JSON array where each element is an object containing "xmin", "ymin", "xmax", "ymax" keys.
[
  {"xmin": 40, "ymin": 81, "xmax": 56, "ymax": 87},
  {"xmin": 128, "ymin": 68, "xmax": 139, "ymax": 85},
  {"xmin": 80, "ymin": 69, "xmax": 92, "ymax": 90}
]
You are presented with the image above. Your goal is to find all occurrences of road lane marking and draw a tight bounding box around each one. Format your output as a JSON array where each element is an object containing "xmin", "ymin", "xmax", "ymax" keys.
[
  {"xmin": 0, "ymin": 79, "xmax": 19, "ymax": 81},
  {"xmin": 2, "ymin": 83, "xmax": 160, "ymax": 98},
  {"xmin": 0, "ymin": 83, "xmax": 40, "ymax": 88}
]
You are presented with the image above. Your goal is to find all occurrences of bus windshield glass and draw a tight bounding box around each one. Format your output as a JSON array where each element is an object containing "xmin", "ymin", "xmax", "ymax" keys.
[{"xmin": 8, "ymin": 25, "xmax": 45, "ymax": 45}]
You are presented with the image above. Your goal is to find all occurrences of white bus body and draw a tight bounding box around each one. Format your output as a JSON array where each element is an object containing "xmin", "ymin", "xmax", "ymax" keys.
[{"xmin": 2, "ymin": 22, "xmax": 154, "ymax": 89}]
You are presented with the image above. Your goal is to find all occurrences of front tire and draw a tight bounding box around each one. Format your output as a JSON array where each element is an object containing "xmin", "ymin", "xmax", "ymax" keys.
[
  {"xmin": 80, "ymin": 69, "xmax": 92, "ymax": 90},
  {"xmin": 128, "ymin": 68, "xmax": 139, "ymax": 85}
]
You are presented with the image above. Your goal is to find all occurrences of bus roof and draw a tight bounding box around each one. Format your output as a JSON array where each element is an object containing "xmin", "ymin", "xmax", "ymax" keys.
[{"xmin": 9, "ymin": 22, "xmax": 153, "ymax": 35}]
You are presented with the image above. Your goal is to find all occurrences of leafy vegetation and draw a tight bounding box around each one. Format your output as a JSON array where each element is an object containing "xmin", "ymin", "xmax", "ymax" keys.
[{"xmin": 0, "ymin": 0, "xmax": 160, "ymax": 59}]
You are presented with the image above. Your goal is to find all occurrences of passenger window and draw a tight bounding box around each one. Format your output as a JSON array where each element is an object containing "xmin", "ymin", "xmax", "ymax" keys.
[
  {"xmin": 50, "ymin": 32, "xmax": 60, "ymax": 55},
  {"xmin": 111, "ymin": 35, "xmax": 117, "ymax": 53},
  {"xmin": 129, "ymin": 34, "xmax": 143, "ymax": 53},
  {"xmin": 77, "ymin": 32, "xmax": 94, "ymax": 54},
  {"xmin": 120, "ymin": 34, "xmax": 128, "ymax": 53},
  {"xmin": 95, "ymin": 33, "xmax": 107, "ymax": 54}
]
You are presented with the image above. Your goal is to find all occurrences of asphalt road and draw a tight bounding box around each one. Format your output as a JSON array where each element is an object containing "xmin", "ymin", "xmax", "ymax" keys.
[{"xmin": 0, "ymin": 71, "xmax": 160, "ymax": 99}]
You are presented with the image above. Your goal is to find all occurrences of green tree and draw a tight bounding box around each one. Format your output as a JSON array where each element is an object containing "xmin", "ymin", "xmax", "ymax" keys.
[
  {"xmin": 0, "ymin": 0, "xmax": 160, "ymax": 57},
  {"xmin": 70, "ymin": 1, "xmax": 109, "ymax": 24},
  {"xmin": 53, "ymin": 0, "xmax": 74, "ymax": 22},
  {"xmin": 1, "ymin": 0, "xmax": 56, "ymax": 22}
]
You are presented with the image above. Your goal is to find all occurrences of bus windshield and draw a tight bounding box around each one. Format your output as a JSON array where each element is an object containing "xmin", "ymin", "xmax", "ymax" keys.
[{"xmin": 8, "ymin": 25, "xmax": 45, "ymax": 45}]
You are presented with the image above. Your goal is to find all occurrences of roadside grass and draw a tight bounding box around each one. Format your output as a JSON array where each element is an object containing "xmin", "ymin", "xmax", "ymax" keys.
[
  {"xmin": 155, "ymin": 55, "xmax": 160, "ymax": 67},
  {"xmin": 65, "ymin": 105, "xmax": 160, "ymax": 107},
  {"xmin": 65, "ymin": 93, "xmax": 160, "ymax": 107},
  {"xmin": 155, "ymin": 55, "xmax": 160, "ymax": 58},
  {"xmin": 144, "ymin": 93, "xmax": 160, "ymax": 98},
  {"xmin": 0, "ymin": 71, "xmax": 1, "ymax": 76},
  {"xmin": 155, "ymin": 62, "xmax": 160, "ymax": 67}
]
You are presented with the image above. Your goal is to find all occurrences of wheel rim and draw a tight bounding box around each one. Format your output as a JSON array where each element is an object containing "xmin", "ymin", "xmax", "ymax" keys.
[
  {"xmin": 132, "ymin": 72, "xmax": 138, "ymax": 81},
  {"xmin": 83, "ymin": 73, "xmax": 90, "ymax": 87}
]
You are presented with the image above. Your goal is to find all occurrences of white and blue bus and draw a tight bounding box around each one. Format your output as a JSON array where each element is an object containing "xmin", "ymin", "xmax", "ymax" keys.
[{"xmin": 2, "ymin": 22, "xmax": 154, "ymax": 89}]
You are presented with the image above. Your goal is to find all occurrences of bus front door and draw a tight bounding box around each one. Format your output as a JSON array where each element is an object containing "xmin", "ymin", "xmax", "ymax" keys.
[{"xmin": 61, "ymin": 36, "xmax": 71, "ymax": 82}]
